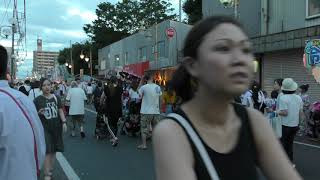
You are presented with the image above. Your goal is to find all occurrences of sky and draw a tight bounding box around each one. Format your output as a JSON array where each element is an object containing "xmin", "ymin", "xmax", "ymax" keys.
[{"xmin": 0, "ymin": 0, "xmax": 182, "ymax": 79}]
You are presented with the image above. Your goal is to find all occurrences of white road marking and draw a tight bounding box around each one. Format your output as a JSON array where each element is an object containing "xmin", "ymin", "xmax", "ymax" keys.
[
  {"xmin": 294, "ymin": 141, "xmax": 320, "ymax": 149},
  {"xmin": 56, "ymin": 152, "xmax": 81, "ymax": 180},
  {"xmin": 85, "ymin": 108, "xmax": 97, "ymax": 114}
]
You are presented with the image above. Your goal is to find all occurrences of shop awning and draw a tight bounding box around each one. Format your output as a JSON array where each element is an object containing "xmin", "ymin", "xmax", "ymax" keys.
[{"xmin": 122, "ymin": 61, "xmax": 150, "ymax": 77}]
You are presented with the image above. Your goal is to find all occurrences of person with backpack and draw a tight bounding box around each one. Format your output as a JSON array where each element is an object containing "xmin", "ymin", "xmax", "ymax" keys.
[
  {"xmin": 33, "ymin": 78, "xmax": 68, "ymax": 180},
  {"xmin": 242, "ymin": 81, "xmax": 266, "ymax": 113}
]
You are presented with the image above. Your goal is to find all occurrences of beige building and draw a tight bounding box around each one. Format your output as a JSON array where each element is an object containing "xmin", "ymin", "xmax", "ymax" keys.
[{"xmin": 33, "ymin": 39, "xmax": 59, "ymax": 77}]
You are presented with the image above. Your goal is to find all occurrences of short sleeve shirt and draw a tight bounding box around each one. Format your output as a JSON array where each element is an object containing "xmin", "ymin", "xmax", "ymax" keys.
[
  {"xmin": 278, "ymin": 94, "xmax": 303, "ymax": 127},
  {"xmin": 34, "ymin": 95, "xmax": 62, "ymax": 131},
  {"xmin": 139, "ymin": 83, "xmax": 162, "ymax": 114},
  {"xmin": 66, "ymin": 88, "xmax": 87, "ymax": 115}
]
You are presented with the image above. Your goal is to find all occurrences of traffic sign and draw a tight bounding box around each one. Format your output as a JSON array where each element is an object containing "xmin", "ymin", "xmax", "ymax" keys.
[{"xmin": 166, "ymin": 28, "xmax": 176, "ymax": 39}]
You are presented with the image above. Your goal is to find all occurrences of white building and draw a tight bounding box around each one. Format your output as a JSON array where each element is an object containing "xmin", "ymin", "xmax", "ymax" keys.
[{"xmin": 32, "ymin": 39, "xmax": 59, "ymax": 77}]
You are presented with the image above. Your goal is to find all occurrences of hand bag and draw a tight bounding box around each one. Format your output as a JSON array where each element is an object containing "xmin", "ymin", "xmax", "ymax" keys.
[{"xmin": 270, "ymin": 115, "xmax": 282, "ymax": 138}]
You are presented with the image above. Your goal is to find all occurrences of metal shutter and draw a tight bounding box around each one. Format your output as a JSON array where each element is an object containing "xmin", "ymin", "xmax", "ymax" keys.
[{"xmin": 262, "ymin": 49, "xmax": 320, "ymax": 103}]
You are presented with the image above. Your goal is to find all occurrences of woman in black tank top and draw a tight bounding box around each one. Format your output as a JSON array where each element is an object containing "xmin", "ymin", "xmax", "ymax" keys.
[{"xmin": 153, "ymin": 16, "xmax": 302, "ymax": 180}]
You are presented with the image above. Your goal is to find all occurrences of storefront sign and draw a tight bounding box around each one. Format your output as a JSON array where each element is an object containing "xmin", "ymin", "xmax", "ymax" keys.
[
  {"xmin": 123, "ymin": 61, "xmax": 150, "ymax": 77},
  {"xmin": 166, "ymin": 28, "xmax": 176, "ymax": 39}
]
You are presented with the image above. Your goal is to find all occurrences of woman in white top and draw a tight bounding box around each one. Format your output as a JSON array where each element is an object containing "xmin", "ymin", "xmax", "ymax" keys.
[
  {"xmin": 276, "ymin": 78, "xmax": 303, "ymax": 163},
  {"xmin": 86, "ymin": 83, "xmax": 94, "ymax": 104}
]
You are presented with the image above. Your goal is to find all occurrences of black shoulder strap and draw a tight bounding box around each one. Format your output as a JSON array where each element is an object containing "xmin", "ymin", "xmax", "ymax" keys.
[{"xmin": 167, "ymin": 113, "xmax": 220, "ymax": 180}]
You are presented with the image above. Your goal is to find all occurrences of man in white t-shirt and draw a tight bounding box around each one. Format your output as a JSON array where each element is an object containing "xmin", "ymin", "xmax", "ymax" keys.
[
  {"xmin": 277, "ymin": 78, "xmax": 303, "ymax": 162},
  {"xmin": 66, "ymin": 81, "xmax": 87, "ymax": 138},
  {"xmin": 138, "ymin": 74, "xmax": 162, "ymax": 150}
]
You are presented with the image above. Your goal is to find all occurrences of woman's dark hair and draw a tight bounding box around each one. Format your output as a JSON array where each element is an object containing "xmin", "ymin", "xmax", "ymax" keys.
[
  {"xmin": 40, "ymin": 78, "xmax": 50, "ymax": 89},
  {"xmin": 271, "ymin": 90, "xmax": 278, "ymax": 99},
  {"xmin": 131, "ymin": 80, "xmax": 139, "ymax": 91},
  {"xmin": 31, "ymin": 81, "xmax": 40, "ymax": 89},
  {"xmin": 251, "ymin": 81, "xmax": 261, "ymax": 105},
  {"xmin": 169, "ymin": 16, "xmax": 245, "ymax": 103},
  {"xmin": 300, "ymin": 84, "xmax": 309, "ymax": 93},
  {"xmin": 0, "ymin": 45, "xmax": 8, "ymax": 79},
  {"xmin": 274, "ymin": 78, "xmax": 284, "ymax": 87},
  {"xmin": 97, "ymin": 81, "xmax": 102, "ymax": 87}
]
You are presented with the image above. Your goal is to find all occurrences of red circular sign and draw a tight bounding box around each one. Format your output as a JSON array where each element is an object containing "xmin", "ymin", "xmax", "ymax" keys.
[{"xmin": 166, "ymin": 28, "xmax": 175, "ymax": 38}]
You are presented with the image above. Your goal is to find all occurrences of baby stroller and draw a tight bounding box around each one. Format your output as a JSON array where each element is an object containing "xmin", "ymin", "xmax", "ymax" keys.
[
  {"xmin": 308, "ymin": 101, "xmax": 320, "ymax": 139},
  {"xmin": 95, "ymin": 111, "xmax": 109, "ymax": 140},
  {"xmin": 120, "ymin": 100, "xmax": 141, "ymax": 136}
]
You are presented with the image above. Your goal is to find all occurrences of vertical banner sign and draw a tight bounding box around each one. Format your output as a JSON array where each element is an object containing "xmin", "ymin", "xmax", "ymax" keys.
[{"xmin": 304, "ymin": 39, "xmax": 320, "ymax": 83}]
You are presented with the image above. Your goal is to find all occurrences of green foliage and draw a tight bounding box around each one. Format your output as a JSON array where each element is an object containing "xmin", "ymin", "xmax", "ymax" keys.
[
  {"xmin": 83, "ymin": 0, "xmax": 177, "ymax": 48},
  {"xmin": 57, "ymin": 41, "xmax": 98, "ymax": 76},
  {"xmin": 183, "ymin": 0, "xmax": 202, "ymax": 25}
]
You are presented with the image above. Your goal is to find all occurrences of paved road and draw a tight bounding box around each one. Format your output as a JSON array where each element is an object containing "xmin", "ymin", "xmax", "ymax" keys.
[{"xmin": 52, "ymin": 105, "xmax": 320, "ymax": 180}]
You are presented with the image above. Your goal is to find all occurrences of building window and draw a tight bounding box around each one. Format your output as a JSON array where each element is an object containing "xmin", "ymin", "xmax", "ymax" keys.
[
  {"xmin": 157, "ymin": 41, "xmax": 165, "ymax": 58},
  {"xmin": 138, "ymin": 46, "xmax": 147, "ymax": 61},
  {"xmin": 115, "ymin": 55, "xmax": 120, "ymax": 66},
  {"xmin": 124, "ymin": 52, "xmax": 128, "ymax": 65},
  {"xmin": 307, "ymin": 0, "xmax": 320, "ymax": 18}
]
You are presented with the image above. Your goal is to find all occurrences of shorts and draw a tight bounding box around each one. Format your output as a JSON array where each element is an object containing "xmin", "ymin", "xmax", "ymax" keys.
[
  {"xmin": 140, "ymin": 114, "xmax": 160, "ymax": 135},
  {"xmin": 71, "ymin": 115, "xmax": 84, "ymax": 127},
  {"xmin": 44, "ymin": 127, "xmax": 64, "ymax": 153}
]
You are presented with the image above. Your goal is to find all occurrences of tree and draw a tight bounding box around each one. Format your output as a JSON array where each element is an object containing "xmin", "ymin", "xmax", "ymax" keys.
[
  {"xmin": 83, "ymin": 0, "xmax": 176, "ymax": 48},
  {"xmin": 57, "ymin": 41, "xmax": 99, "ymax": 76},
  {"xmin": 183, "ymin": 0, "xmax": 202, "ymax": 25}
]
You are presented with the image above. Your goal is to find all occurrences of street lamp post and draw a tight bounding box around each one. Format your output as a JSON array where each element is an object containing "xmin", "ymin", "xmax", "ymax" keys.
[{"xmin": 80, "ymin": 48, "xmax": 93, "ymax": 77}]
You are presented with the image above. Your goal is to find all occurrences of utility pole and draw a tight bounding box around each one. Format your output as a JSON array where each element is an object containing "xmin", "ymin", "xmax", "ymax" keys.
[
  {"xmin": 90, "ymin": 47, "xmax": 92, "ymax": 77},
  {"xmin": 11, "ymin": 5, "xmax": 16, "ymax": 80},
  {"xmin": 179, "ymin": 0, "xmax": 182, "ymax": 22},
  {"xmin": 70, "ymin": 40, "xmax": 74, "ymax": 75}
]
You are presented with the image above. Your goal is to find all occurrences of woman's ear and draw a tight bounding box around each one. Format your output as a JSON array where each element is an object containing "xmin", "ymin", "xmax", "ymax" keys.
[{"xmin": 183, "ymin": 57, "xmax": 200, "ymax": 78}]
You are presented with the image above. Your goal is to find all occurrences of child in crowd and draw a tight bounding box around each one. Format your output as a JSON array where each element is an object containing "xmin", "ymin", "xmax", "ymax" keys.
[{"xmin": 265, "ymin": 90, "xmax": 278, "ymax": 123}]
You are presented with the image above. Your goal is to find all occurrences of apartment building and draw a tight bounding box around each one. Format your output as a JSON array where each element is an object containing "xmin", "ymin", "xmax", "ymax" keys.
[{"xmin": 33, "ymin": 39, "xmax": 59, "ymax": 77}]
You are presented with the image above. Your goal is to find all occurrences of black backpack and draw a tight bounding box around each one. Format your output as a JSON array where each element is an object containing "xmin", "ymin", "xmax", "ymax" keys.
[{"xmin": 19, "ymin": 86, "xmax": 29, "ymax": 96}]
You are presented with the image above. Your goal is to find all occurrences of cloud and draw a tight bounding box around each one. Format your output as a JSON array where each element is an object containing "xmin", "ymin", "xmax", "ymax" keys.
[
  {"xmin": 0, "ymin": 39, "xmax": 12, "ymax": 47},
  {"xmin": 28, "ymin": 24, "xmax": 87, "ymax": 39},
  {"xmin": 44, "ymin": 43, "xmax": 65, "ymax": 49},
  {"xmin": 66, "ymin": 8, "xmax": 97, "ymax": 23}
]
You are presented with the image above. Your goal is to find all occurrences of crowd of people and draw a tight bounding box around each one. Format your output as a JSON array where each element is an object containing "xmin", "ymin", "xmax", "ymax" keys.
[{"xmin": 2, "ymin": 15, "xmax": 318, "ymax": 180}]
